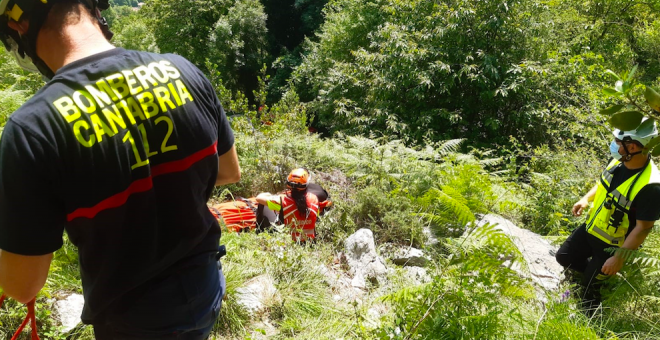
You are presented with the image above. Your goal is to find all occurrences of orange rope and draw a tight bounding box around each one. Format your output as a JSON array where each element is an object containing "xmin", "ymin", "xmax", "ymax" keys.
[{"xmin": 0, "ymin": 294, "xmax": 40, "ymax": 340}]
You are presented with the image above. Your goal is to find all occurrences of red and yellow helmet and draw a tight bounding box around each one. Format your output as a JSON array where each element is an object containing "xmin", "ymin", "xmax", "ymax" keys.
[{"xmin": 286, "ymin": 168, "xmax": 310, "ymax": 190}]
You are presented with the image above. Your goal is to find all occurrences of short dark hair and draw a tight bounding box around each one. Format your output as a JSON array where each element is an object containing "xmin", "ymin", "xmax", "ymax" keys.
[{"xmin": 41, "ymin": 1, "xmax": 93, "ymax": 33}]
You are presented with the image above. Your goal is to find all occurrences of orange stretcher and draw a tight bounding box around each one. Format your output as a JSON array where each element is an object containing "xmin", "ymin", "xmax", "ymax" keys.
[{"xmin": 209, "ymin": 197, "xmax": 259, "ymax": 232}]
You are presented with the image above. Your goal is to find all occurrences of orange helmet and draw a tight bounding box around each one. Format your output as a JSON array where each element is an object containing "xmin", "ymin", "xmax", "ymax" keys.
[{"xmin": 286, "ymin": 168, "xmax": 310, "ymax": 190}]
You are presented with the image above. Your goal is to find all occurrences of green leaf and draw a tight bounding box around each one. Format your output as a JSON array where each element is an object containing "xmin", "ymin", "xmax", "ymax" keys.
[
  {"xmin": 644, "ymin": 86, "xmax": 660, "ymax": 112},
  {"xmin": 599, "ymin": 104, "xmax": 625, "ymax": 116},
  {"xmin": 603, "ymin": 87, "xmax": 620, "ymax": 96},
  {"xmin": 639, "ymin": 117, "xmax": 655, "ymax": 131},
  {"xmin": 609, "ymin": 111, "xmax": 644, "ymax": 131},
  {"xmin": 644, "ymin": 135, "xmax": 660, "ymax": 155},
  {"xmin": 615, "ymin": 80, "xmax": 624, "ymax": 93},
  {"xmin": 652, "ymin": 146, "xmax": 660, "ymax": 157},
  {"xmin": 604, "ymin": 69, "xmax": 621, "ymax": 80},
  {"xmin": 622, "ymin": 81, "xmax": 631, "ymax": 94},
  {"xmin": 626, "ymin": 65, "xmax": 638, "ymax": 83}
]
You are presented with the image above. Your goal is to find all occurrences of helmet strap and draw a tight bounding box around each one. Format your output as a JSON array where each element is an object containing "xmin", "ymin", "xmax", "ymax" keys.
[
  {"xmin": 21, "ymin": 2, "xmax": 56, "ymax": 79},
  {"xmin": 76, "ymin": 0, "xmax": 113, "ymax": 40},
  {"xmin": 90, "ymin": 5, "xmax": 113, "ymax": 40},
  {"xmin": 621, "ymin": 143, "xmax": 642, "ymax": 162}
]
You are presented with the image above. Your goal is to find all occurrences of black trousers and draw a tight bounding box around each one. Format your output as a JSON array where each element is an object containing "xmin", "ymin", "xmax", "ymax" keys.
[
  {"xmin": 255, "ymin": 203, "xmax": 278, "ymax": 232},
  {"xmin": 93, "ymin": 260, "xmax": 225, "ymax": 339},
  {"xmin": 555, "ymin": 223, "xmax": 613, "ymax": 302}
]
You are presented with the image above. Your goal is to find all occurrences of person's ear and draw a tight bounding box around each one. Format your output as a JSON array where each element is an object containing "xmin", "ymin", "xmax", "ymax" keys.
[{"xmin": 7, "ymin": 20, "xmax": 29, "ymax": 35}]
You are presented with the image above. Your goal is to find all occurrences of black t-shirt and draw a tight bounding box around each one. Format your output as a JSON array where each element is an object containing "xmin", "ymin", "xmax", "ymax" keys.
[
  {"xmin": 607, "ymin": 161, "xmax": 660, "ymax": 223},
  {"xmin": 306, "ymin": 183, "xmax": 329, "ymax": 202},
  {"xmin": 0, "ymin": 48, "xmax": 234, "ymax": 323}
]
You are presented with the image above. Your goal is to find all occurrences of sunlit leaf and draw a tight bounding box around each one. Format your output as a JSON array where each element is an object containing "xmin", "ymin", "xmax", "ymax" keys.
[
  {"xmin": 608, "ymin": 111, "xmax": 644, "ymax": 131},
  {"xmin": 644, "ymin": 135, "xmax": 660, "ymax": 155},
  {"xmin": 604, "ymin": 69, "xmax": 621, "ymax": 80},
  {"xmin": 603, "ymin": 87, "xmax": 620, "ymax": 96},
  {"xmin": 626, "ymin": 65, "xmax": 638, "ymax": 83},
  {"xmin": 644, "ymin": 87, "xmax": 660, "ymax": 112},
  {"xmin": 599, "ymin": 104, "xmax": 624, "ymax": 116},
  {"xmin": 639, "ymin": 117, "xmax": 655, "ymax": 131},
  {"xmin": 622, "ymin": 81, "xmax": 631, "ymax": 93}
]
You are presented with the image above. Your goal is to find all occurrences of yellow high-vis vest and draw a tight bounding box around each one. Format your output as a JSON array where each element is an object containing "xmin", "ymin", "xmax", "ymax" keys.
[{"xmin": 586, "ymin": 158, "xmax": 660, "ymax": 246}]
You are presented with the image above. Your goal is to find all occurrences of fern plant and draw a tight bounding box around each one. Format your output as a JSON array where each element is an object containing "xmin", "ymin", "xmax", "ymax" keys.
[{"xmin": 380, "ymin": 183, "xmax": 534, "ymax": 340}]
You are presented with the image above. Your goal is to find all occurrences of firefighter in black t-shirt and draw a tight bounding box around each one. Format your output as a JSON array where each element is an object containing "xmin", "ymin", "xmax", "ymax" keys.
[
  {"xmin": 556, "ymin": 120, "xmax": 660, "ymax": 313},
  {"xmin": 0, "ymin": 1, "xmax": 240, "ymax": 339}
]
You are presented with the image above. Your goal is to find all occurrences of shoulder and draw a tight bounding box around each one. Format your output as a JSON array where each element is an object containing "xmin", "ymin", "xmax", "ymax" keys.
[
  {"xmin": 0, "ymin": 118, "xmax": 57, "ymax": 167},
  {"xmin": 6, "ymin": 83, "xmax": 71, "ymax": 141},
  {"xmin": 639, "ymin": 183, "xmax": 660, "ymax": 198},
  {"xmin": 306, "ymin": 192, "xmax": 319, "ymax": 203}
]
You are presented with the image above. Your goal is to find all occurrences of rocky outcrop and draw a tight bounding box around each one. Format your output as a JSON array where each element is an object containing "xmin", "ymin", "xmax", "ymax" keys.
[
  {"xmin": 476, "ymin": 214, "xmax": 563, "ymax": 292},
  {"xmin": 391, "ymin": 247, "xmax": 429, "ymax": 267},
  {"xmin": 54, "ymin": 293, "xmax": 84, "ymax": 333},
  {"xmin": 344, "ymin": 229, "xmax": 388, "ymax": 289},
  {"xmin": 379, "ymin": 243, "xmax": 430, "ymax": 267}
]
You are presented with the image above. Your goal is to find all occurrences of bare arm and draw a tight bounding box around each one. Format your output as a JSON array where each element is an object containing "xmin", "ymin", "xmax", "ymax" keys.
[
  {"xmin": 602, "ymin": 220, "xmax": 654, "ymax": 275},
  {"xmin": 0, "ymin": 250, "xmax": 52, "ymax": 303},
  {"xmin": 256, "ymin": 193, "xmax": 281, "ymax": 210},
  {"xmin": 216, "ymin": 145, "xmax": 241, "ymax": 186},
  {"xmin": 572, "ymin": 183, "xmax": 599, "ymax": 217},
  {"xmin": 620, "ymin": 220, "xmax": 655, "ymax": 251},
  {"xmin": 256, "ymin": 192, "xmax": 271, "ymax": 206}
]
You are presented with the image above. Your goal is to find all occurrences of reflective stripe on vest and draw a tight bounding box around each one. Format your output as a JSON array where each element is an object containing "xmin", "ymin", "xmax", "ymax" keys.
[
  {"xmin": 589, "ymin": 224, "xmax": 625, "ymax": 245},
  {"xmin": 281, "ymin": 193, "xmax": 319, "ymax": 239},
  {"xmin": 586, "ymin": 158, "xmax": 660, "ymax": 246}
]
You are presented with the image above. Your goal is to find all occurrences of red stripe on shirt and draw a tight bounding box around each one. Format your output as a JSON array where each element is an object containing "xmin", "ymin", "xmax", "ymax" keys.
[{"xmin": 66, "ymin": 142, "xmax": 218, "ymax": 222}]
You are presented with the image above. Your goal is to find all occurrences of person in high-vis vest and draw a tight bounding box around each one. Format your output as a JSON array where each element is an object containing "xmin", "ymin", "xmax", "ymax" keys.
[
  {"xmin": 256, "ymin": 168, "xmax": 325, "ymax": 242},
  {"xmin": 556, "ymin": 119, "xmax": 660, "ymax": 312}
]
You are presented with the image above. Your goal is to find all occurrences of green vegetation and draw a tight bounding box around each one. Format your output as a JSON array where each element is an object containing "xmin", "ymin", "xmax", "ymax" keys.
[{"xmin": 3, "ymin": 0, "xmax": 660, "ymax": 338}]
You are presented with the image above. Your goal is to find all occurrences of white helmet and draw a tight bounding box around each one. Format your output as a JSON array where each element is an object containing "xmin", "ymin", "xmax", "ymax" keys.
[{"xmin": 612, "ymin": 118, "xmax": 658, "ymax": 147}]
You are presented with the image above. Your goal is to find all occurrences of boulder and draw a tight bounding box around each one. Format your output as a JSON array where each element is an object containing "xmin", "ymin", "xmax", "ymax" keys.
[
  {"xmin": 391, "ymin": 247, "xmax": 430, "ymax": 267},
  {"xmin": 475, "ymin": 214, "xmax": 563, "ymax": 292},
  {"xmin": 316, "ymin": 264, "xmax": 364, "ymax": 302},
  {"xmin": 236, "ymin": 274, "xmax": 278, "ymax": 314},
  {"xmin": 344, "ymin": 229, "xmax": 388, "ymax": 288},
  {"xmin": 54, "ymin": 293, "xmax": 84, "ymax": 333}
]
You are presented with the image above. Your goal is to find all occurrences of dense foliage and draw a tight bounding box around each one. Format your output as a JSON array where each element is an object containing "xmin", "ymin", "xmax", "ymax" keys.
[{"xmin": 292, "ymin": 0, "xmax": 660, "ymax": 147}]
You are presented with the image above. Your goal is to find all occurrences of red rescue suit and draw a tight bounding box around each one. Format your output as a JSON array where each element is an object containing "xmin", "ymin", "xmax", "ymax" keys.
[{"xmin": 272, "ymin": 191, "xmax": 319, "ymax": 241}]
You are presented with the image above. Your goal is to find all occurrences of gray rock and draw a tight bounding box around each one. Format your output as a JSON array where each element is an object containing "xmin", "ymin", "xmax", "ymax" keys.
[
  {"xmin": 391, "ymin": 247, "xmax": 430, "ymax": 267},
  {"xmin": 236, "ymin": 274, "xmax": 278, "ymax": 314},
  {"xmin": 54, "ymin": 293, "xmax": 84, "ymax": 333},
  {"xmin": 316, "ymin": 264, "xmax": 365, "ymax": 302},
  {"xmin": 475, "ymin": 214, "xmax": 563, "ymax": 292},
  {"xmin": 344, "ymin": 229, "xmax": 388, "ymax": 287}
]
